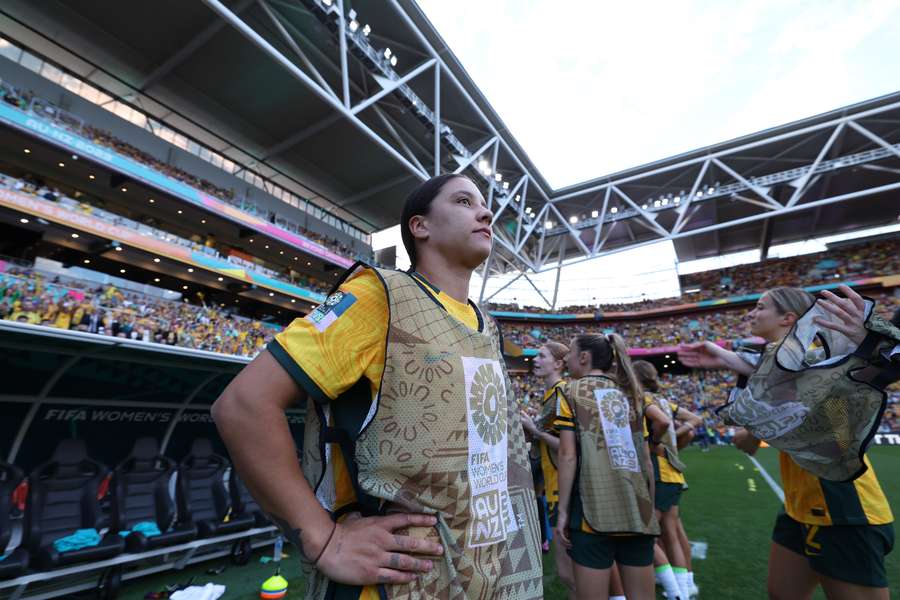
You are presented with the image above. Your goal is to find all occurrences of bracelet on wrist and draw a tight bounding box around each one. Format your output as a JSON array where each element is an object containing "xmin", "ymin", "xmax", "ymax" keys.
[{"xmin": 313, "ymin": 521, "xmax": 337, "ymax": 566}]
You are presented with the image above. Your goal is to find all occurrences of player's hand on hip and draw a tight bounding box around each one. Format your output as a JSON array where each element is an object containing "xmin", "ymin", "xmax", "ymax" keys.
[{"xmin": 314, "ymin": 513, "xmax": 444, "ymax": 586}]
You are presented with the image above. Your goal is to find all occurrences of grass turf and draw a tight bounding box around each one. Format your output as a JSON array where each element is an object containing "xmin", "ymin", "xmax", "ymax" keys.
[{"xmin": 118, "ymin": 445, "xmax": 900, "ymax": 599}]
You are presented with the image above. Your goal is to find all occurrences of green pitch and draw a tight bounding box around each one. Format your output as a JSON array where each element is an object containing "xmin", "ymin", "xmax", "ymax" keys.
[
  {"xmin": 119, "ymin": 445, "xmax": 899, "ymax": 599},
  {"xmin": 542, "ymin": 444, "xmax": 900, "ymax": 599}
]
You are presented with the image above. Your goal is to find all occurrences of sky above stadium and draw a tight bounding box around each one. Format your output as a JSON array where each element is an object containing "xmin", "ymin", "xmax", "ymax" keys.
[{"xmin": 416, "ymin": 0, "xmax": 900, "ymax": 189}]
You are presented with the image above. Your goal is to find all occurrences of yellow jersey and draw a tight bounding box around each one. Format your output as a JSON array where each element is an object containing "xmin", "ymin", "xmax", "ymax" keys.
[
  {"xmin": 270, "ymin": 268, "xmax": 479, "ymax": 600},
  {"xmin": 539, "ymin": 380, "xmax": 565, "ymax": 511},
  {"xmin": 780, "ymin": 451, "xmax": 892, "ymax": 526},
  {"xmin": 643, "ymin": 396, "xmax": 686, "ymax": 485}
]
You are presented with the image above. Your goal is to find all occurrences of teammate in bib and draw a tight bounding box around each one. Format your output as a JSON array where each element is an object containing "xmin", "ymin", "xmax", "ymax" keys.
[
  {"xmin": 554, "ymin": 333, "xmax": 660, "ymax": 600},
  {"xmin": 680, "ymin": 286, "xmax": 896, "ymax": 600},
  {"xmin": 521, "ymin": 341, "xmax": 575, "ymax": 597},
  {"xmin": 635, "ymin": 360, "xmax": 702, "ymax": 599},
  {"xmin": 212, "ymin": 174, "xmax": 543, "ymax": 600}
]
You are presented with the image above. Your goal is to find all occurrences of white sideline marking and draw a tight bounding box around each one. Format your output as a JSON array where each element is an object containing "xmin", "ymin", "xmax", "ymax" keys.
[{"xmin": 746, "ymin": 454, "xmax": 785, "ymax": 503}]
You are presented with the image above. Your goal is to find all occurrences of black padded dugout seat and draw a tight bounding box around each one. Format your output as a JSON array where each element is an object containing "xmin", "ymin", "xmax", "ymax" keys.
[
  {"xmin": 112, "ymin": 438, "xmax": 197, "ymax": 552},
  {"xmin": 176, "ymin": 439, "xmax": 253, "ymax": 538},
  {"xmin": 229, "ymin": 470, "xmax": 269, "ymax": 528},
  {"xmin": 0, "ymin": 462, "xmax": 28, "ymax": 579},
  {"xmin": 23, "ymin": 440, "xmax": 124, "ymax": 569}
]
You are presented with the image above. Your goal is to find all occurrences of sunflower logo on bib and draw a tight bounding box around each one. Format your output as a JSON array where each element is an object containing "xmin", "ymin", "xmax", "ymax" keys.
[
  {"xmin": 469, "ymin": 363, "xmax": 506, "ymax": 445},
  {"xmin": 600, "ymin": 393, "xmax": 628, "ymax": 428}
]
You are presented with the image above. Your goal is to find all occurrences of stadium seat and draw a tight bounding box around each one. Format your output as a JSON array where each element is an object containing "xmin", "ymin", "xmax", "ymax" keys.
[
  {"xmin": 229, "ymin": 470, "xmax": 270, "ymax": 528},
  {"xmin": 23, "ymin": 439, "xmax": 124, "ymax": 570},
  {"xmin": 111, "ymin": 437, "xmax": 197, "ymax": 552},
  {"xmin": 176, "ymin": 439, "xmax": 253, "ymax": 538},
  {"xmin": 0, "ymin": 462, "xmax": 28, "ymax": 580}
]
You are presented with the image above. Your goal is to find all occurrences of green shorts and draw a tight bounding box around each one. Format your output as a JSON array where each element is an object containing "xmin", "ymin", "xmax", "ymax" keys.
[
  {"xmin": 772, "ymin": 510, "xmax": 894, "ymax": 588},
  {"xmin": 567, "ymin": 531, "xmax": 655, "ymax": 570},
  {"xmin": 655, "ymin": 482, "xmax": 682, "ymax": 513}
]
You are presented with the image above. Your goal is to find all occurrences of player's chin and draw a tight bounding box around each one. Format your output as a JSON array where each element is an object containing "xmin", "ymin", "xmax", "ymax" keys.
[{"xmin": 464, "ymin": 240, "xmax": 492, "ymax": 266}]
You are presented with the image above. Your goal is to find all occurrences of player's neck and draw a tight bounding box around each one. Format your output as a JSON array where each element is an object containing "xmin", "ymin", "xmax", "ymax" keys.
[
  {"xmin": 542, "ymin": 373, "xmax": 562, "ymax": 388},
  {"xmin": 414, "ymin": 255, "xmax": 472, "ymax": 305}
]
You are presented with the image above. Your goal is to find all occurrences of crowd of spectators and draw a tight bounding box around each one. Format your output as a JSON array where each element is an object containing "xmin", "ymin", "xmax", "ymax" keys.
[
  {"xmin": 680, "ymin": 240, "xmax": 900, "ymax": 300},
  {"xmin": 499, "ymin": 291, "xmax": 900, "ymax": 350},
  {"xmin": 0, "ymin": 268, "xmax": 277, "ymax": 357},
  {"xmin": 1, "ymin": 171, "xmax": 333, "ymax": 294},
  {"xmin": 2, "ymin": 81, "xmax": 366, "ymax": 263},
  {"xmin": 488, "ymin": 237, "xmax": 900, "ymax": 314}
]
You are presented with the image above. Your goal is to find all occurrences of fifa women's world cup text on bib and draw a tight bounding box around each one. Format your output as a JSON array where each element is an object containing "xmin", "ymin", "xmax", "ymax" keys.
[
  {"xmin": 595, "ymin": 388, "xmax": 640, "ymax": 473},
  {"xmin": 462, "ymin": 357, "xmax": 519, "ymax": 547}
]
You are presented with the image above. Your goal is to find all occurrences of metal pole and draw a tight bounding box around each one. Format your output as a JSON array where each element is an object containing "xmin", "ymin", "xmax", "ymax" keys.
[
  {"xmin": 335, "ymin": 0, "xmax": 351, "ymax": 108},
  {"xmin": 434, "ymin": 62, "xmax": 441, "ymax": 176},
  {"xmin": 487, "ymin": 140, "xmax": 499, "ymax": 211},
  {"xmin": 478, "ymin": 251, "xmax": 494, "ymax": 304},
  {"xmin": 551, "ymin": 239, "xmax": 566, "ymax": 309},
  {"xmin": 485, "ymin": 271, "xmax": 524, "ymax": 303}
]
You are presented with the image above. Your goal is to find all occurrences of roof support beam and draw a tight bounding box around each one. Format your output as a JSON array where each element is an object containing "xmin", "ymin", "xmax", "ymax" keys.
[
  {"xmin": 350, "ymin": 58, "xmax": 437, "ymax": 115},
  {"xmin": 786, "ymin": 123, "xmax": 844, "ymax": 207},
  {"xmin": 454, "ymin": 137, "xmax": 498, "ymax": 174},
  {"xmin": 201, "ymin": 0, "xmax": 429, "ymax": 181}
]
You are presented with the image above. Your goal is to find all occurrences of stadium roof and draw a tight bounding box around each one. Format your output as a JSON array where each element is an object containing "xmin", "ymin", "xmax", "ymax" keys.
[{"xmin": 2, "ymin": 0, "xmax": 899, "ymax": 278}]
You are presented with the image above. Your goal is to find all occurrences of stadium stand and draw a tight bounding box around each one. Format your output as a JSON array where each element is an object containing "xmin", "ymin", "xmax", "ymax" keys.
[
  {"xmin": 0, "ymin": 268, "xmax": 277, "ymax": 357},
  {"xmin": 0, "ymin": 80, "xmax": 367, "ymax": 264},
  {"xmin": 0, "ymin": 171, "xmax": 332, "ymax": 295}
]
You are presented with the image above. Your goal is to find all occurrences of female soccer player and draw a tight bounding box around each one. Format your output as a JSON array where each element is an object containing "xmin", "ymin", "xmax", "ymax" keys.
[
  {"xmin": 554, "ymin": 333, "xmax": 659, "ymax": 600},
  {"xmin": 680, "ymin": 285, "xmax": 895, "ymax": 600},
  {"xmin": 521, "ymin": 341, "xmax": 575, "ymax": 597},
  {"xmin": 635, "ymin": 360, "xmax": 702, "ymax": 599},
  {"xmin": 212, "ymin": 174, "xmax": 543, "ymax": 600}
]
